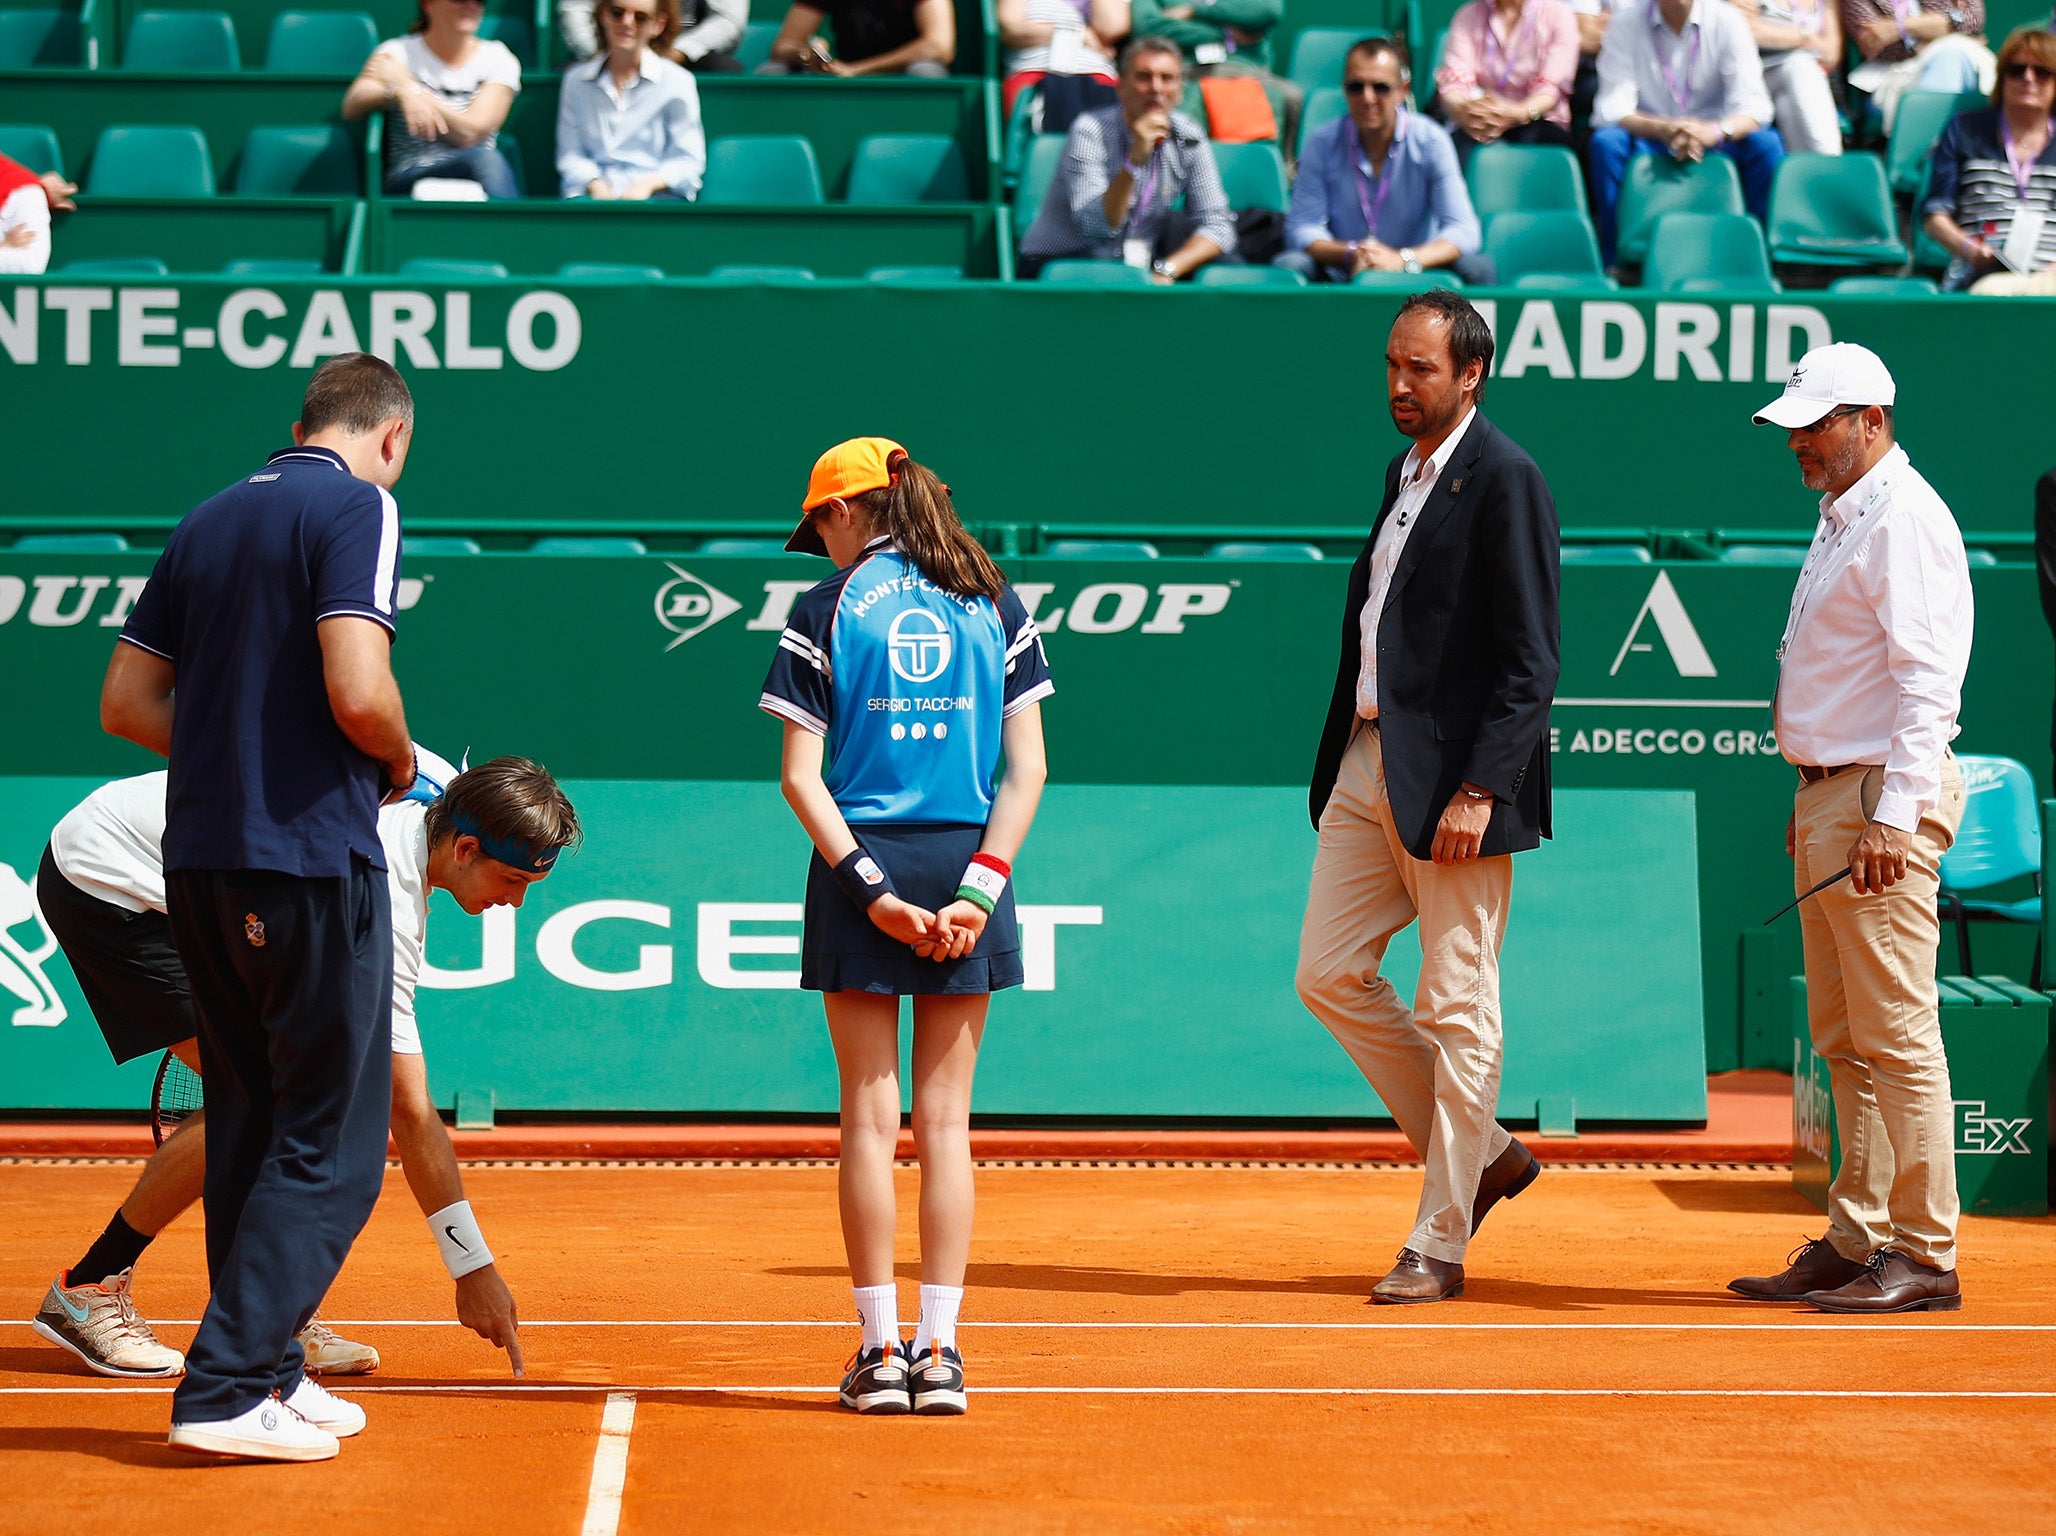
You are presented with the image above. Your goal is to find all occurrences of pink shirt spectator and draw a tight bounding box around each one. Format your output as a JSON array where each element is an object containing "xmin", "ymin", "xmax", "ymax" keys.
[{"xmin": 1437, "ymin": 0, "xmax": 1583, "ymax": 128}]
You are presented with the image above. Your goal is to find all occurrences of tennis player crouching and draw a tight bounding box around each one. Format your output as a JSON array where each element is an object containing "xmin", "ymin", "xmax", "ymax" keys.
[
  {"xmin": 760, "ymin": 438, "xmax": 1052, "ymax": 1415},
  {"xmin": 29, "ymin": 755, "xmax": 578, "ymax": 1386}
]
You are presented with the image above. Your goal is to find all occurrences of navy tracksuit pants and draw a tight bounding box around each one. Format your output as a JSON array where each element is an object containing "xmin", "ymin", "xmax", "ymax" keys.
[{"xmin": 164, "ymin": 857, "xmax": 393, "ymax": 1423}]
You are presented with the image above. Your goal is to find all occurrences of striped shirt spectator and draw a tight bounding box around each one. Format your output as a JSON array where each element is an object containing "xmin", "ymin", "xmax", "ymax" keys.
[{"xmin": 1923, "ymin": 98, "xmax": 2056, "ymax": 288}]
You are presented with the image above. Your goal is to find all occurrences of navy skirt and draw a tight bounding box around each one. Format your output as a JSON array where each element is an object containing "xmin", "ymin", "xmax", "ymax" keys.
[{"xmin": 801, "ymin": 822, "xmax": 1023, "ymax": 996}]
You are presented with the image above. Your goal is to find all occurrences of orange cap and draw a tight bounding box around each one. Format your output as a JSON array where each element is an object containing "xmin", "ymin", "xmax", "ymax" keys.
[{"xmin": 787, "ymin": 437, "xmax": 908, "ymax": 555}]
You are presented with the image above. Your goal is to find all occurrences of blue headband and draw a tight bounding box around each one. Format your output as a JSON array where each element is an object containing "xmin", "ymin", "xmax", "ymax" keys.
[{"xmin": 450, "ymin": 810, "xmax": 563, "ymax": 874}]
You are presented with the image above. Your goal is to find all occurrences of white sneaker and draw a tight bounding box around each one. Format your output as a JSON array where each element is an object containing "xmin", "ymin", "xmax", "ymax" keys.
[
  {"xmin": 284, "ymin": 1375, "xmax": 366, "ymax": 1437},
  {"xmin": 32, "ymin": 1268, "xmax": 186, "ymax": 1378},
  {"xmin": 169, "ymin": 1395, "xmax": 340, "ymax": 1462},
  {"xmin": 297, "ymin": 1316, "xmax": 379, "ymax": 1375}
]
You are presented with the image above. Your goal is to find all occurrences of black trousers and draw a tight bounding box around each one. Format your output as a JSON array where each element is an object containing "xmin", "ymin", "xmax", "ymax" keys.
[{"xmin": 165, "ymin": 859, "xmax": 392, "ymax": 1422}]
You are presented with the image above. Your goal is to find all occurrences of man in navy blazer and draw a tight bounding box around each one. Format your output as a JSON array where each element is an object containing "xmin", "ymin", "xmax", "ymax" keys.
[{"xmin": 1295, "ymin": 289, "xmax": 1561, "ymax": 1304}]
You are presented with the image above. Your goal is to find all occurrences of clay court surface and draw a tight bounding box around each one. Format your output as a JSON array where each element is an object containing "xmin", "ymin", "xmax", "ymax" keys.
[{"xmin": 3, "ymin": 1158, "xmax": 2053, "ymax": 1536}]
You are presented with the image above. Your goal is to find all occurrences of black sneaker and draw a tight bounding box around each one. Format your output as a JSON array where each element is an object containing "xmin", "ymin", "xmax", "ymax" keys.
[
  {"xmin": 838, "ymin": 1343, "xmax": 911, "ymax": 1414},
  {"xmin": 908, "ymin": 1342, "xmax": 966, "ymax": 1415}
]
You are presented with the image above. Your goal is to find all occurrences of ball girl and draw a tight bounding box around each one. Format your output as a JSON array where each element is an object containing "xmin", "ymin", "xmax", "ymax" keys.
[{"xmin": 759, "ymin": 437, "xmax": 1052, "ymax": 1415}]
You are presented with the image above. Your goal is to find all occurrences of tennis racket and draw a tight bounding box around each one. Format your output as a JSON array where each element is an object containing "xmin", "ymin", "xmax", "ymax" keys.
[{"xmin": 150, "ymin": 1050, "xmax": 204, "ymax": 1148}]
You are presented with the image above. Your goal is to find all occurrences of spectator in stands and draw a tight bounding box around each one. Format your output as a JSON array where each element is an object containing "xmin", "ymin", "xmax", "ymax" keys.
[
  {"xmin": 2038, "ymin": 462, "xmax": 2056, "ymax": 778},
  {"xmin": 557, "ymin": 0, "xmax": 708, "ymax": 199},
  {"xmin": 0, "ymin": 156, "xmax": 75, "ymax": 277},
  {"xmin": 998, "ymin": 0, "xmax": 1129, "ymax": 124},
  {"xmin": 1730, "ymin": 0, "xmax": 1844, "ymax": 154},
  {"xmin": 1017, "ymin": 35, "xmax": 1238, "ymax": 279},
  {"xmin": 345, "ymin": 0, "xmax": 524, "ymax": 200},
  {"xmin": 760, "ymin": 0, "xmax": 955, "ymax": 76},
  {"xmin": 1588, "ymin": 0, "xmax": 1784, "ymax": 263},
  {"xmin": 1921, "ymin": 26, "xmax": 2056, "ymax": 292},
  {"xmin": 1128, "ymin": 0, "xmax": 1302, "ymax": 152},
  {"xmin": 559, "ymin": 0, "xmax": 748, "ymax": 71},
  {"xmin": 1569, "ymin": 0, "xmax": 1615, "ymax": 120},
  {"xmin": 1435, "ymin": 0, "xmax": 1583, "ymax": 159},
  {"xmin": 1842, "ymin": 0, "xmax": 1993, "ymax": 133},
  {"xmin": 1282, "ymin": 37, "xmax": 1493, "ymax": 283}
]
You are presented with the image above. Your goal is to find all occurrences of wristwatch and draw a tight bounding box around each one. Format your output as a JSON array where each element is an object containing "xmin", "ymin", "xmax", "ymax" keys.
[
  {"xmin": 1400, "ymin": 248, "xmax": 1422, "ymax": 274},
  {"xmin": 1151, "ymin": 258, "xmax": 1178, "ymax": 279}
]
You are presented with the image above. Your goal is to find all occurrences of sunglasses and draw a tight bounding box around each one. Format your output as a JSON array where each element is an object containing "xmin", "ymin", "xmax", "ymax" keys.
[
  {"xmin": 1344, "ymin": 79, "xmax": 1399, "ymax": 98},
  {"xmin": 2003, "ymin": 61, "xmax": 2054, "ymax": 81},
  {"xmin": 1796, "ymin": 404, "xmax": 1867, "ymax": 433},
  {"xmin": 602, "ymin": 2, "xmax": 658, "ymax": 19}
]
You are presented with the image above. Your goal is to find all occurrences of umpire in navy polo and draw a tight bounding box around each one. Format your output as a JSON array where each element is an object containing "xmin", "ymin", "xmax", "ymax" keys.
[{"xmin": 100, "ymin": 353, "xmax": 422, "ymax": 1463}]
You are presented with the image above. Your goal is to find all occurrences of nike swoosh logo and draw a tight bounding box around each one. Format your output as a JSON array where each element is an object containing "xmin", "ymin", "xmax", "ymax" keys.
[
  {"xmin": 444, "ymin": 1225, "xmax": 470, "ymax": 1252},
  {"xmin": 57, "ymin": 1291, "xmax": 91, "ymax": 1325}
]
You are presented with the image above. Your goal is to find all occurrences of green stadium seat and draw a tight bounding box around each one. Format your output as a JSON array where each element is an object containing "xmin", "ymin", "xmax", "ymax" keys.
[
  {"xmin": 847, "ymin": 134, "xmax": 968, "ymax": 204},
  {"xmin": 402, "ymin": 536, "xmax": 484, "ymax": 555},
  {"xmin": 1508, "ymin": 272, "xmax": 1617, "ymax": 290},
  {"xmin": 1830, "ymin": 274, "xmax": 1940, "ymax": 295},
  {"xmin": 1298, "ymin": 86, "xmax": 1345, "ymax": 156},
  {"xmin": 1645, "ymin": 212, "xmax": 1777, "ymax": 292},
  {"xmin": 1013, "ymin": 133, "xmax": 1067, "ymax": 234},
  {"xmin": 1911, "ymin": 222, "xmax": 1952, "ymax": 272},
  {"xmin": 1768, "ymin": 153, "xmax": 1907, "ymax": 268},
  {"xmin": 736, "ymin": 20, "xmax": 780, "ymax": 72},
  {"xmin": 0, "ymin": 124, "xmax": 63, "ymax": 176},
  {"xmin": 124, "ymin": 9, "xmax": 240, "ymax": 71},
  {"xmin": 477, "ymin": 9, "xmax": 536, "ymax": 68},
  {"xmin": 1561, "ymin": 545, "xmax": 1654, "ymax": 564},
  {"xmin": 1351, "ymin": 269, "xmax": 1464, "ymax": 289},
  {"xmin": 557, "ymin": 262, "xmax": 667, "ymax": 279},
  {"xmin": 1886, "ymin": 89, "xmax": 1984, "ymax": 197},
  {"xmin": 10, "ymin": 533, "xmax": 131, "ymax": 552},
  {"xmin": 867, "ymin": 265, "xmax": 966, "ymax": 281},
  {"xmin": 1195, "ymin": 265, "xmax": 1307, "ymax": 287},
  {"xmin": 222, "ymin": 258, "xmax": 325, "ymax": 275},
  {"xmin": 1205, "ymin": 541, "xmax": 1324, "ymax": 560},
  {"xmin": 0, "ymin": 7, "xmax": 82, "ymax": 66},
  {"xmin": 695, "ymin": 538, "xmax": 792, "ymax": 555},
  {"xmin": 1043, "ymin": 539, "xmax": 1160, "ymax": 558},
  {"xmin": 529, "ymin": 536, "xmax": 648, "ymax": 555},
  {"xmin": 88, "ymin": 126, "xmax": 216, "ymax": 197},
  {"xmin": 398, "ymin": 258, "xmax": 512, "ymax": 279},
  {"xmin": 264, "ymin": 10, "xmax": 379, "ymax": 73},
  {"xmin": 699, "ymin": 136, "xmax": 825, "ymax": 205},
  {"xmin": 1484, "ymin": 210, "xmax": 1604, "ymax": 283},
  {"xmin": 1288, "ymin": 27, "xmax": 1375, "ymax": 92},
  {"xmin": 1211, "ymin": 142, "xmax": 1289, "ymax": 213},
  {"xmin": 709, "ymin": 265, "xmax": 816, "ymax": 280},
  {"xmin": 62, "ymin": 257, "xmax": 174, "ymax": 274},
  {"xmin": 1039, "ymin": 260, "xmax": 1156, "ymax": 285},
  {"xmin": 234, "ymin": 124, "xmax": 360, "ymax": 195},
  {"xmin": 1965, "ymin": 548, "xmax": 1999, "ymax": 567},
  {"xmin": 1468, "ymin": 144, "xmax": 1587, "ymax": 222},
  {"xmin": 1614, "ymin": 154, "xmax": 1743, "ymax": 267},
  {"xmin": 1720, "ymin": 544, "xmax": 1807, "ymax": 565}
]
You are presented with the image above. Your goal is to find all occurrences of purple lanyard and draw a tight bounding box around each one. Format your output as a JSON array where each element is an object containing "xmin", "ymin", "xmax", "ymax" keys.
[
  {"xmin": 1480, "ymin": 0, "xmax": 1539, "ymax": 95},
  {"xmin": 1128, "ymin": 144, "xmax": 1162, "ymax": 227},
  {"xmin": 1354, "ymin": 113, "xmax": 1407, "ymax": 238},
  {"xmin": 1659, "ymin": 26, "xmax": 1700, "ymax": 112},
  {"xmin": 2001, "ymin": 116, "xmax": 2041, "ymax": 202}
]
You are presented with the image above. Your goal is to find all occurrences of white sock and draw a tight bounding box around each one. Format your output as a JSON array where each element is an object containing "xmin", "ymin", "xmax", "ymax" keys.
[
  {"xmin": 912, "ymin": 1284, "xmax": 963, "ymax": 1354},
  {"xmin": 852, "ymin": 1284, "xmax": 899, "ymax": 1353}
]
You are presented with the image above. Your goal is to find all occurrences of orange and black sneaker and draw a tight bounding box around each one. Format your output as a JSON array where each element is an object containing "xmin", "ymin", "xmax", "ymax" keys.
[
  {"xmin": 838, "ymin": 1342, "xmax": 912, "ymax": 1414},
  {"xmin": 909, "ymin": 1342, "xmax": 966, "ymax": 1415}
]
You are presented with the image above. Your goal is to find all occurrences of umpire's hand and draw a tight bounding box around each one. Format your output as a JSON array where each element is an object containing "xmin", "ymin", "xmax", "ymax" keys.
[{"xmin": 456, "ymin": 1263, "xmax": 524, "ymax": 1377}]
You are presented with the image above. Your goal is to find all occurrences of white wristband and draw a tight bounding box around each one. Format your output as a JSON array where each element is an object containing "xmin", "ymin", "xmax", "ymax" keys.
[{"xmin": 429, "ymin": 1199, "xmax": 495, "ymax": 1280}]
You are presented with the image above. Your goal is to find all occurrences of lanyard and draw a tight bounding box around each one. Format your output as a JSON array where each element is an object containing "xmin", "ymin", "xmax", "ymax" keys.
[
  {"xmin": 1353, "ymin": 113, "xmax": 1407, "ymax": 238},
  {"xmin": 1659, "ymin": 25, "xmax": 1699, "ymax": 113},
  {"xmin": 1481, "ymin": 0, "xmax": 1539, "ymax": 95},
  {"xmin": 1126, "ymin": 142, "xmax": 1163, "ymax": 230},
  {"xmin": 2001, "ymin": 115, "xmax": 2043, "ymax": 202}
]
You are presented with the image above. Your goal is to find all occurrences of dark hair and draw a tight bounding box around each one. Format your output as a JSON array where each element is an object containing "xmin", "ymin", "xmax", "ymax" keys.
[
  {"xmin": 301, "ymin": 352, "xmax": 414, "ymax": 435},
  {"xmin": 1394, "ymin": 289, "xmax": 1494, "ymax": 403},
  {"xmin": 424, "ymin": 756, "xmax": 582, "ymax": 860},
  {"xmin": 1120, "ymin": 34, "xmax": 1185, "ymax": 77},
  {"xmin": 851, "ymin": 453, "xmax": 1006, "ymax": 601},
  {"xmin": 1345, "ymin": 34, "xmax": 1411, "ymax": 83},
  {"xmin": 1993, "ymin": 27, "xmax": 2056, "ymax": 107}
]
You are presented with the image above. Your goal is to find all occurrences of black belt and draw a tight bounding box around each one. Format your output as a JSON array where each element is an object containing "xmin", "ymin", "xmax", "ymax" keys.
[{"xmin": 1796, "ymin": 763, "xmax": 1859, "ymax": 785}]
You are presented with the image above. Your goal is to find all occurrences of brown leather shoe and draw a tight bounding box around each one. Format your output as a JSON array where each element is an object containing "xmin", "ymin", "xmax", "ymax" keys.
[
  {"xmin": 1371, "ymin": 1249, "xmax": 1464, "ymax": 1305},
  {"xmin": 1471, "ymin": 1139, "xmax": 1540, "ymax": 1236},
  {"xmin": 1804, "ymin": 1249, "xmax": 1962, "ymax": 1313},
  {"xmin": 1727, "ymin": 1235, "xmax": 1867, "ymax": 1302}
]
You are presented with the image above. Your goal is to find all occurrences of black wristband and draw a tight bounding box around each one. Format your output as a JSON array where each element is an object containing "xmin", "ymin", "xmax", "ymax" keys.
[{"xmin": 831, "ymin": 846, "xmax": 896, "ymax": 909}]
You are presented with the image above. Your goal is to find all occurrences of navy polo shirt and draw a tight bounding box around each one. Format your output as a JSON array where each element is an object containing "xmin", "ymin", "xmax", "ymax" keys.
[{"xmin": 121, "ymin": 446, "xmax": 402, "ymax": 877}]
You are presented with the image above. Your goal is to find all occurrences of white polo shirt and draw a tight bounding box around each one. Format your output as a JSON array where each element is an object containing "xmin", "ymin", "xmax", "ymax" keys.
[
  {"xmin": 1773, "ymin": 444, "xmax": 1973, "ymax": 832},
  {"xmin": 1358, "ymin": 408, "xmax": 1477, "ymax": 719}
]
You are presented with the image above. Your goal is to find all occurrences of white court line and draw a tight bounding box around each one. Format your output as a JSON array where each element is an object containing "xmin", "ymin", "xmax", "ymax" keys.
[
  {"xmin": 578, "ymin": 1391, "xmax": 637, "ymax": 1536},
  {"xmin": 2, "ymin": 1384, "xmax": 2051, "ymax": 1400},
  {"xmin": 6, "ymin": 1319, "xmax": 2046, "ymax": 1333}
]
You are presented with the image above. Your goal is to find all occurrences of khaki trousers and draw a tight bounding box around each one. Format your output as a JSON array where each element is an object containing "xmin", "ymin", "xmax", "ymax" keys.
[
  {"xmin": 1793, "ymin": 758, "xmax": 1965, "ymax": 1270},
  {"xmin": 1295, "ymin": 725, "xmax": 1514, "ymax": 1263}
]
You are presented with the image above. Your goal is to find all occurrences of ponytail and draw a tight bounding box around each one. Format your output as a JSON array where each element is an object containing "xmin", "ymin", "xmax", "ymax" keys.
[{"xmin": 856, "ymin": 453, "xmax": 1006, "ymax": 601}]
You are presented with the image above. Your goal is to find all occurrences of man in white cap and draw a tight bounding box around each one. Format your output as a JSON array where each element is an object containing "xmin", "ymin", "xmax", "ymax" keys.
[{"xmin": 1728, "ymin": 342, "xmax": 1973, "ymax": 1313}]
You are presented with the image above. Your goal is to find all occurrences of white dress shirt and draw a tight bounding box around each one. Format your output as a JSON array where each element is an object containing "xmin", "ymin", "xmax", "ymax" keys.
[
  {"xmin": 556, "ymin": 50, "xmax": 706, "ymax": 199},
  {"xmin": 1773, "ymin": 444, "xmax": 1974, "ymax": 833},
  {"xmin": 1358, "ymin": 408, "xmax": 1477, "ymax": 719},
  {"xmin": 0, "ymin": 182, "xmax": 51, "ymax": 275},
  {"xmin": 1592, "ymin": 0, "xmax": 1774, "ymax": 129}
]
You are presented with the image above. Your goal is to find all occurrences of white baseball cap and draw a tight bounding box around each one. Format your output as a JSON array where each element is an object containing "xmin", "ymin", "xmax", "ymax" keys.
[{"xmin": 1752, "ymin": 343, "xmax": 1897, "ymax": 428}]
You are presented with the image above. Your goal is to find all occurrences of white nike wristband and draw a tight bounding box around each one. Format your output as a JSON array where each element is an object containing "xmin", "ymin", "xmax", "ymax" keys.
[{"xmin": 429, "ymin": 1199, "xmax": 495, "ymax": 1279}]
